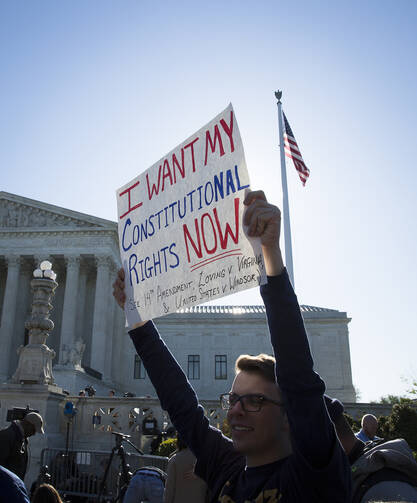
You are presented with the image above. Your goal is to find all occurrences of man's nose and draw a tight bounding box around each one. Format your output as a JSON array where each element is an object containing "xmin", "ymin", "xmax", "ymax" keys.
[{"xmin": 229, "ymin": 398, "xmax": 245, "ymax": 415}]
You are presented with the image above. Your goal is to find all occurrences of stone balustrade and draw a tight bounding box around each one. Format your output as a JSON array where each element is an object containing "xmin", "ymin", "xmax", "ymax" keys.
[{"xmin": 58, "ymin": 396, "xmax": 228, "ymax": 452}]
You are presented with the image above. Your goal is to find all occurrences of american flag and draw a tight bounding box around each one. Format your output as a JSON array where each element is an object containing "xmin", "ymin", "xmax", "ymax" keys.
[{"xmin": 282, "ymin": 112, "xmax": 310, "ymax": 186}]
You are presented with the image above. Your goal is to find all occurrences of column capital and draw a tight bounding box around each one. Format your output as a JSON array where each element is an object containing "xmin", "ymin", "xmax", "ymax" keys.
[
  {"xmin": 5, "ymin": 255, "xmax": 22, "ymax": 268},
  {"xmin": 65, "ymin": 255, "xmax": 81, "ymax": 268},
  {"xmin": 108, "ymin": 259, "xmax": 118, "ymax": 274},
  {"xmin": 95, "ymin": 255, "xmax": 113, "ymax": 269}
]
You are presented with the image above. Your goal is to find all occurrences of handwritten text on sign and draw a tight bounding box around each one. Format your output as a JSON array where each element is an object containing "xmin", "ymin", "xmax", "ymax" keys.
[{"xmin": 116, "ymin": 104, "xmax": 266, "ymax": 325}]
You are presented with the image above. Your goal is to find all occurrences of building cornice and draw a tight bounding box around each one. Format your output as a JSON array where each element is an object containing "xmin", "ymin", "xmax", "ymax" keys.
[
  {"xmin": 155, "ymin": 304, "xmax": 349, "ymax": 324},
  {"xmin": 0, "ymin": 191, "xmax": 117, "ymax": 229},
  {"xmin": 0, "ymin": 228, "xmax": 119, "ymax": 238}
]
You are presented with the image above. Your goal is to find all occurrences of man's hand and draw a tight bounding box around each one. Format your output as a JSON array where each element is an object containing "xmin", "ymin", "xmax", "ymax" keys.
[
  {"xmin": 112, "ymin": 267, "xmax": 126, "ymax": 310},
  {"xmin": 112, "ymin": 267, "xmax": 148, "ymax": 329},
  {"xmin": 243, "ymin": 190, "xmax": 284, "ymax": 277}
]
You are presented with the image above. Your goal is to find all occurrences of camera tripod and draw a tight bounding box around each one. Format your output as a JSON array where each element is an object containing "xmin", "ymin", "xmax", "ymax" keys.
[{"xmin": 98, "ymin": 431, "xmax": 144, "ymax": 503}]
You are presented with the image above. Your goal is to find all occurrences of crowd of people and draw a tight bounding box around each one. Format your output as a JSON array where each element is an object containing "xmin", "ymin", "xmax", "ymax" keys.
[
  {"xmin": 1, "ymin": 190, "xmax": 416, "ymax": 502},
  {"xmin": 76, "ymin": 386, "xmax": 137, "ymax": 397}
]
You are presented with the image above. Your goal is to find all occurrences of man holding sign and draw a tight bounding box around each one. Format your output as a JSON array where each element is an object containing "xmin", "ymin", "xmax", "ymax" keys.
[{"xmin": 113, "ymin": 190, "xmax": 351, "ymax": 502}]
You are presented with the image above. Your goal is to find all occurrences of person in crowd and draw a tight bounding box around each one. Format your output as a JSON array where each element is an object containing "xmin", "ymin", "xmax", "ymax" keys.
[
  {"xmin": 324, "ymin": 396, "xmax": 368, "ymax": 466},
  {"xmin": 356, "ymin": 414, "xmax": 382, "ymax": 443},
  {"xmin": 31, "ymin": 483, "xmax": 64, "ymax": 503},
  {"xmin": 150, "ymin": 432, "xmax": 163, "ymax": 455},
  {"xmin": 325, "ymin": 395, "xmax": 417, "ymax": 502},
  {"xmin": 113, "ymin": 190, "xmax": 351, "ymax": 502},
  {"xmin": 29, "ymin": 465, "xmax": 52, "ymax": 500},
  {"xmin": 123, "ymin": 467, "xmax": 165, "ymax": 503},
  {"xmin": 78, "ymin": 390, "xmax": 86, "ymax": 397},
  {"xmin": 164, "ymin": 435, "xmax": 208, "ymax": 503},
  {"xmin": 142, "ymin": 412, "xmax": 159, "ymax": 435},
  {"xmin": 108, "ymin": 389, "xmax": 116, "ymax": 397},
  {"xmin": 0, "ymin": 412, "xmax": 44, "ymax": 480},
  {"xmin": 0, "ymin": 465, "xmax": 30, "ymax": 503},
  {"xmin": 84, "ymin": 385, "xmax": 96, "ymax": 397}
]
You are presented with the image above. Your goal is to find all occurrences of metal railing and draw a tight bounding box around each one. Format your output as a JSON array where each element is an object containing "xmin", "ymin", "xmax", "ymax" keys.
[{"xmin": 40, "ymin": 448, "xmax": 168, "ymax": 501}]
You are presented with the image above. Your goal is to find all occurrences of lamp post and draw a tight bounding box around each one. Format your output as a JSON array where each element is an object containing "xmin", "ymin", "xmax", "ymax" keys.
[{"xmin": 11, "ymin": 260, "xmax": 59, "ymax": 385}]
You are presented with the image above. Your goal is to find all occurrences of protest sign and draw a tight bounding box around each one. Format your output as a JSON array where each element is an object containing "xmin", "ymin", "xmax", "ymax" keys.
[{"xmin": 116, "ymin": 104, "xmax": 266, "ymax": 326}]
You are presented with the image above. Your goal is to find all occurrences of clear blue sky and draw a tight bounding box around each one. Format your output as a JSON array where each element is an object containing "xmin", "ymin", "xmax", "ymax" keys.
[{"xmin": 1, "ymin": 0, "xmax": 416, "ymax": 402}]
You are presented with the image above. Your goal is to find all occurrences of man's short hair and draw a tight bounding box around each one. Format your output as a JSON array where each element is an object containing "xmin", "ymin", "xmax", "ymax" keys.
[
  {"xmin": 235, "ymin": 354, "xmax": 276, "ymax": 383},
  {"xmin": 361, "ymin": 414, "xmax": 377, "ymax": 427},
  {"xmin": 23, "ymin": 412, "xmax": 44, "ymax": 434}
]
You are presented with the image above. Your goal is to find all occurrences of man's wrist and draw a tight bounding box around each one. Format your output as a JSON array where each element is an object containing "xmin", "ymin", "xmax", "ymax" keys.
[
  {"xmin": 262, "ymin": 244, "xmax": 284, "ymax": 277},
  {"xmin": 130, "ymin": 320, "xmax": 149, "ymax": 330}
]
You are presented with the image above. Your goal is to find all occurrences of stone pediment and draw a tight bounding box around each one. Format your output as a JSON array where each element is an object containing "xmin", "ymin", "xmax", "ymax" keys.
[{"xmin": 0, "ymin": 192, "xmax": 116, "ymax": 231}]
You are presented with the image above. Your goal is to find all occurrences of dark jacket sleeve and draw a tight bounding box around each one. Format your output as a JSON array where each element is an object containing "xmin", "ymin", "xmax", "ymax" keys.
[
  {"xmin": 0, "ymin": 466, "xmax": 30, "ymax": 503},
  {"xmin": 129, "ymin": 322, "xmax": 237, "ymax": 466},
  {"xmin": 0, "ymin": 428, "xmax": 13, "ymax": 465},
  {"xmin": 260, "ymin": 270, "xmax": 341, "ymax": 468}
]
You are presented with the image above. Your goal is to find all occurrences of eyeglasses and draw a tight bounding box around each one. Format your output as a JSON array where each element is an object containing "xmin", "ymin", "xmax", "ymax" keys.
[{"xmin": 219, "ymin": 392, "xmax": 285, "ymax": 412}]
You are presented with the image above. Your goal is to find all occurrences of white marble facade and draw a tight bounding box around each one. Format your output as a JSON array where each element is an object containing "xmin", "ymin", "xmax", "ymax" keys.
[
  {"xmin": 0, "ymin": 191, "xmax": 124, "ymax": 393},
  {"xmin": 0, "ymin": 191, "xmax": 356, "ymax": 402}
]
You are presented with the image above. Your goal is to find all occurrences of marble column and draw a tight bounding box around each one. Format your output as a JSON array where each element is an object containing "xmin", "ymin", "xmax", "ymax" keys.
[
  {"xmin": 59, "ymin": 256, "xmax": 80, "ymax": 365},
  {"xmin": 90, "ymin": 255, "xmax": 112, "ymax": 375},
  {"xmin": 9, "ymin": 260, "xmax": 32, "ymax": 371},
  {"xmin": 76, "ymin": 263, "xmax": 88, "ymax": 337},
  {"xmin": 103, "ymin": 263, "xmax": 117, "ymax": 382},
  {"xmin": 0, "ymin": 255, "xmax": 22, "ymax": 381},
  {"xmin": 111, "ymin": 302, "xmax": 125, "ymax": 384}
]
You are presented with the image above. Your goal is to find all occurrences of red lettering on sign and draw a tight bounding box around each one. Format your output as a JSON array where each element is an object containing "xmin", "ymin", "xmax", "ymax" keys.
[
  {"xmin": 162, "ymin": 159, "xmax": 173, "ymax": 192},
  {"xmin": 201, "ymin": 213, "xmax": 218, "ymax": 254},
  {"xmin": 183, "ymin": 220, "xmax": 203, "ymax": 262},
  {"xmin": 172, "ymin": 150, "xmax": 185, "ymax": 182},
  {"xmin": 146, "ymin": 165, "xmax": 162, "ymax": 200},
  {"xmin": 182, "ymin": 198, "xmax": 240, "ymax": 262},
  {"xmin": 183, "ymin": 137, "xmax": 199, "ymax": 173},
  {"xmin": 119, "ymin": 181, "xmax": 143, "ymax": 219},
  {"xmin": 213, "ymin": 197, "xmax": 239, "ymax": 248},
  {"xmin": 204, "ymin": 125, "xmax": 225, "ymax": 166},
  {"xmin": 220, "ymin": 110, "xmax": 235, "ymax": 153}
]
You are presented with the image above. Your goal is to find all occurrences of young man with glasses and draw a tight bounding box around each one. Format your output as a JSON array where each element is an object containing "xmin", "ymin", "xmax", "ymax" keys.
[{"xmin": 113, "ymin": 190, "xmax": 351, "ymax": 502}]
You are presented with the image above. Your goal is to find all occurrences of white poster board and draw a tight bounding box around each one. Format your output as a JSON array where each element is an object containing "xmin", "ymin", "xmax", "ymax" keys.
[{"xmin": 116, "ymin": 104, "xmax": 266, "ymax": 325}]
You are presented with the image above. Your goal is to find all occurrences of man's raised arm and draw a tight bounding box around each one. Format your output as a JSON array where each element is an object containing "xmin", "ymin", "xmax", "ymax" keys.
[
  {"xmin": 243, "ymin": 191, "xmax": 345, "ymax": 470},
  {"xmin": 112, "ymin": 269, "xmax": 234, "ymax": 461}
]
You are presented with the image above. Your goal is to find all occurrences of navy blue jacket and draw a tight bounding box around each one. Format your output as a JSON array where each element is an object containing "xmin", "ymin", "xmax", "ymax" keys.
[
  {"xmin": 129, "ymin": 270, "xmax": 351, "ymax": 502},
  {"xmin": 0, "ymin": 422, "xmax": 28, "ymax": 480},
  {"xmin": 0, "ymin": 465, "xmax": 30, "ymax": 503}
]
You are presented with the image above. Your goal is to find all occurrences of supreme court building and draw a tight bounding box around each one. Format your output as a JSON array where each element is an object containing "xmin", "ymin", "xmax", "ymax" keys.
[{"xmin": 0, "ymin": 191, "xmax": 356, "ymax": 401}]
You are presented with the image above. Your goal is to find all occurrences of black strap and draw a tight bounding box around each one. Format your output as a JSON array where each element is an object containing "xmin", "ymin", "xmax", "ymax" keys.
[{"xmin": 353, "ymin": 467, "xmax": 417, "ymax": 503}]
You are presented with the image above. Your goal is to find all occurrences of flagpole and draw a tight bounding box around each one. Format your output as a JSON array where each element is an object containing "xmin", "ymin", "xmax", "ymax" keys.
[{"xmin": 275, "ymin": 90, "xmax": 295, "ymax": 287}]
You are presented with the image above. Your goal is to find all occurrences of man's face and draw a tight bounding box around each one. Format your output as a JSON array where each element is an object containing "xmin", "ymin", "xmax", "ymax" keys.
[
  {"xmin": 23, "ymin": 421, "xmax": 36, "ymax": 438},
  {"xmin": 363, "ymin": 417, "xmax": 378, "ymax": 439},
  {"xmin": 227, "ymin": 371, "xmax": 289, "ymax": 464}
]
